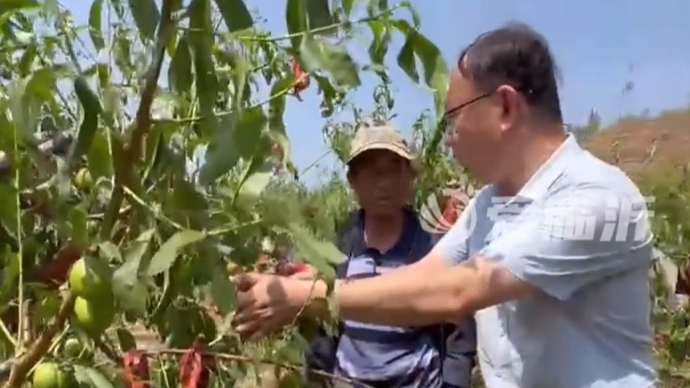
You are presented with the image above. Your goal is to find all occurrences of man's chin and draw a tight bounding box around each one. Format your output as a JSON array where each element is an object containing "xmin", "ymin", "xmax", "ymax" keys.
[{"xmin": 368, "ymin": 202, "xmax": 399, "ymax": 215}]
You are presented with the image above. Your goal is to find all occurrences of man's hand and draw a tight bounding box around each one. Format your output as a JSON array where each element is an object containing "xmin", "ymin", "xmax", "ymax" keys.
[
  {"xmin": 276, "ymin": 262, "xmax": 316, "ymax": 279},
  {"xmin": 232, "ymin": 273, "xmax": 316, "ymax": 341}
]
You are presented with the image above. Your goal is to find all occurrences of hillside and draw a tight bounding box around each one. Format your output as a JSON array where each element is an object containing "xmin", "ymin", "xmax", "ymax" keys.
[{"xmin": 586, "ymin": 109, "xmax": 690, "ymax": 177}]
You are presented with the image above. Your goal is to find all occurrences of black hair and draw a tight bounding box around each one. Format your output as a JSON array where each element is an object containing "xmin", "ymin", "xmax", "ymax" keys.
[{"xmin": 458, "ymin": 22, "xmax": 563, "ymax": 122}]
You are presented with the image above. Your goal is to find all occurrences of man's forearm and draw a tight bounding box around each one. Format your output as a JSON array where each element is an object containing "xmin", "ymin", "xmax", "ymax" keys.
[{"xmin": 307, "ymin": 261, "xmax": 477, "ymax": 327}]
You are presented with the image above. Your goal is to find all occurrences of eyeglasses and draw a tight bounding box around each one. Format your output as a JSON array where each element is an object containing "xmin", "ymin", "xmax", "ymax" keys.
[{"xmin": 440, "ymin": 91, "xmax": 494, "ymax": 134}]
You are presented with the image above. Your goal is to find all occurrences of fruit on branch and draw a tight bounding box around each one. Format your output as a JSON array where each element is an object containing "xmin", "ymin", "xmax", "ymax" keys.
[
  {"xmin": 36, "ymin": 242, "xmax": 83, "ymax": 288},
  {"xmin": 123, "ymin": 350, "xmax": 150, "ymax": 388},
  {"xmin": 290, "ymin": 58, "xmax": 310, "ymax": 101},
  {"xmin": 74, "ymin": 168, "xmax": 93, "ymax": 191},
  {"xmin": 68, "ymin": 257, "xmax": 111, "ymax": 299},
  {"xmin": 179, "ymin": 338, "xmax": 214, "ymax": 388},
  {"xmin": 62, "ymin": 337, "xmax": 88, "ymax": 359},
  {"xmin": 31, "ymin": 362, "xmax": 68, "ymax": 388},
  {"xmin": 73, "ymin": 295, "xmax": 115, "ymax": 336},
  {"xmin": 277, "ymin": 262, "xmax": 311, "ymax": 277}
]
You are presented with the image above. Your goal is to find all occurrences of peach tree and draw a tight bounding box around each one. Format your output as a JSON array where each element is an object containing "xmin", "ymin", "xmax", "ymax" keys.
[{"xmin": 0, "ymin": 0, "xmax": 450, "ymax": 387}]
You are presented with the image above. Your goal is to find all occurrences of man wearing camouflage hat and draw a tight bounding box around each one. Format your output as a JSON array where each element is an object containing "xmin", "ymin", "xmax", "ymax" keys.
[{"xmin": 297, "ymin": 125, "xmax": 476, "ymax": 388}]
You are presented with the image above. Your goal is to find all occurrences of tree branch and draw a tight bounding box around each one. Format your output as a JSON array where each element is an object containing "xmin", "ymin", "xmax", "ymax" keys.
[
  {"xmin": 100, "ymin": 0, "xmax": 176, "ymax": 240},
  {"xmin": 2, "ymin": 1, "xmax": 177, "ymax": 386},
  {"xmin": 1, "ymin": 293, "xmax": 75, "ymax": 388}
]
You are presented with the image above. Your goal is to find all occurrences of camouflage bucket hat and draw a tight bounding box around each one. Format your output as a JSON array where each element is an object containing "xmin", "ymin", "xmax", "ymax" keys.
[{"xmin": 346, "ymin": 124, "xmax": 413, "ymax": 164}]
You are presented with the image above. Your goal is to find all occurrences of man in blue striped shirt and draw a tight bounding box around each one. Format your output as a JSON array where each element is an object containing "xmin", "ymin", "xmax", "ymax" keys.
[{"xmin": 299, "ymin": 124, "xmax": 476, "ymax": 388}]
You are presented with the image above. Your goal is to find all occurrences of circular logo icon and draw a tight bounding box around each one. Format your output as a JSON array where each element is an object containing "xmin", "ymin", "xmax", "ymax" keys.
[{"xmin": 419, "ymin": 180, "xmax": 477, "ymax": 235}]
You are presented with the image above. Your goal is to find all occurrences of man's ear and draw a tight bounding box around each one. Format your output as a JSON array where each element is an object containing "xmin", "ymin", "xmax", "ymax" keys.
[{"xmin": 495, "ymin": 84, "xmax": 522, "ymax": 132}]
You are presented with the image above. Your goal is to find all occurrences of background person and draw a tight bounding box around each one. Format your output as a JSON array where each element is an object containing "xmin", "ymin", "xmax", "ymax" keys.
[{"xmin": 289, "ymin": 125, "xmax": 476, "ymax": 388}]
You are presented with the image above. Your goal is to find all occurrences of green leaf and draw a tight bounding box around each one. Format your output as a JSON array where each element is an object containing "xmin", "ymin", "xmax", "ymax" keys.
[
  {"xmin": 368, "ymin": 20, "xmax": 391, "ymax": 66},
  {"xmin": 89, "ymin": 0, "xmax": 105, "ymax": 51},
  {"xmin": 86, "ymin": 131, "xmax": 113, "ymax": 180},
  {"xmin": 101, "ymin": 86, "xmax": 120, "ymax": 128},
  {"xmin": 112, "ymin": 277, "xmax": 148, "ymax": 315},
  {"xmin": 399, "ymin": 1, "xmax": 421, "ymax": 28},
  {"xmin": 342, "ymin": 0, "xmax": 355, "ymax": 17},
  {"xmin": 0, "ymin": 184, "xmax": 18, "ymax": 241},
  {"xmin": 188, "ymin": 0, "xmax": 218, "ymax": 129},
  {"xmin": 0, "ymin": 248, "xmax": 19, "ymax": 306},
  {"xmin": 111, "ymin": 230, "xmax": 155, "ymax": 316},
  {"xmin": 228, "ymin": 48, "xmax": 250, "ymax": 113},
  {"xmin": 313, "ymin": 74, "xmax": 341, "ymax": 117},
  {"xmin": 72, "ymin": 77, "xmax": 103, "ymax": 161},
  {"xmin": 25, "ymin": 68, "xmax": 58, "ymax": 114},
  {"xmin": 127, "ymin": 0, "xmax": 160, "ymax": 42},
  {"xmin": 233, "ymin": 106, "xmax": 267, "ymax": 159},
  {"xmin": 393, "ymin": 20, "xmax": 448, "ymax": 118},
  {"xmin": 396, "ymin": 32, "xmax": 418, "ymax": 83},
  {"xmin": 209, "ymin": 263, "xmax": 236, "ymax": 317},
  {"xmin": 213, "ymin": 0, "xmax": 253, "ymax": 32},
  {"xmin": 73, "ymin": 365, "xmax": 115, "ymax": 388},
  {"xmin": 199, "ymin": 117, "xmax": 240, "ymax": 186},
  {"xmin": 268, "ymin": 77, "xmax": 293, "ymax": 164},
  {"xmin": 300, "ymin": 33, "xmax": 360, "ymax": 90},
  {"xmin": 98, "ymin": 242, "xmax": 121, "ymax": 262},
  {"xmin": 412, "ymin": 32, "xmax": 449, "ymax": 118},
  {"xmin": 306, "ymin": 0, "xmax": 333, "ymax": 32},
  {"xmin": 17, "ymin": 43, "xmax": 37, "ymax": 77},
  {"xmin": 69, "ymin": 206, "xmax": 88, "ymax": 250},
  {"xmin": 199, "ymin": 102, "xmax": 262, "ymax": 186},
  {"xmin": 114, "ymin": 228, "xmax": 155, "ymax": 284},
  {"xmin": 168, "ymin": 35, "xmax": 192, "ymax": 94},
  {"xmin": 7, "ymin": 77, "xmax": 41, "ymax": 140},
  {"xmin": 116, "ymin": 328, "xmax": 137, "ymax": 352},
  {"xmin": 236, "ymin": 169, "xmax": 273, "ymax": 206},
  {"xmin": 285, "ymin": 0, "xmax": 307, "ymax": 49},
  {"xmin": 287, "ymin": 222, "xmax": 343, "ymax": 279},
  {"xmin": 0, "ymin": 0, "xmax": 39, "ymax": 15},
  {"xmin": 147, "ymin": 230, "xmax": 206, "ymax": 276}
]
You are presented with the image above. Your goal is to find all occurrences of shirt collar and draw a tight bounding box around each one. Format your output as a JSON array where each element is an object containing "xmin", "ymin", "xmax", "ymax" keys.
[
  {"xmin": 501, "ymin": 133, "xmax": 582, "ymax": 202},
  {"xmin": 349, "ymin": 208, "xmax": 419, "ymax": 258}
]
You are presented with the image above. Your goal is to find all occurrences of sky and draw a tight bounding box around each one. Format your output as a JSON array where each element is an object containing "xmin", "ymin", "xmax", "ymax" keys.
[{"xmin": 61, "ymin": 0, "xmax": 690, "ymax": 186}]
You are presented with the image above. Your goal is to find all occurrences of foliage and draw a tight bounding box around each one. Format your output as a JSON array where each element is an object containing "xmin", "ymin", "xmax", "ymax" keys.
[
  {"xmin": 0, "ymin": 0, "xmax": 453, "ymax": 387},
  {"xmin": 0, "ymin": 0, "xmax": 688, "ymax": 387}
]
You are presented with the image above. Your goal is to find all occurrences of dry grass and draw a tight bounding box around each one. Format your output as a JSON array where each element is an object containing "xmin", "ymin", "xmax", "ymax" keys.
[{"xmin": 585, "ymin": 108, "xmax": 690, "ymax": 178}]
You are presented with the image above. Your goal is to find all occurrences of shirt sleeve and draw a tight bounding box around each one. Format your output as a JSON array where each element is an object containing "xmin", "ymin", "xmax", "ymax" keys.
[
  {"xmin": 481, "ymin": 185, "xmax": 653, "ymax": 301},
  {"xmin": 432, "ymin": 195, "xmax": 479, "ymax": 265}
]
